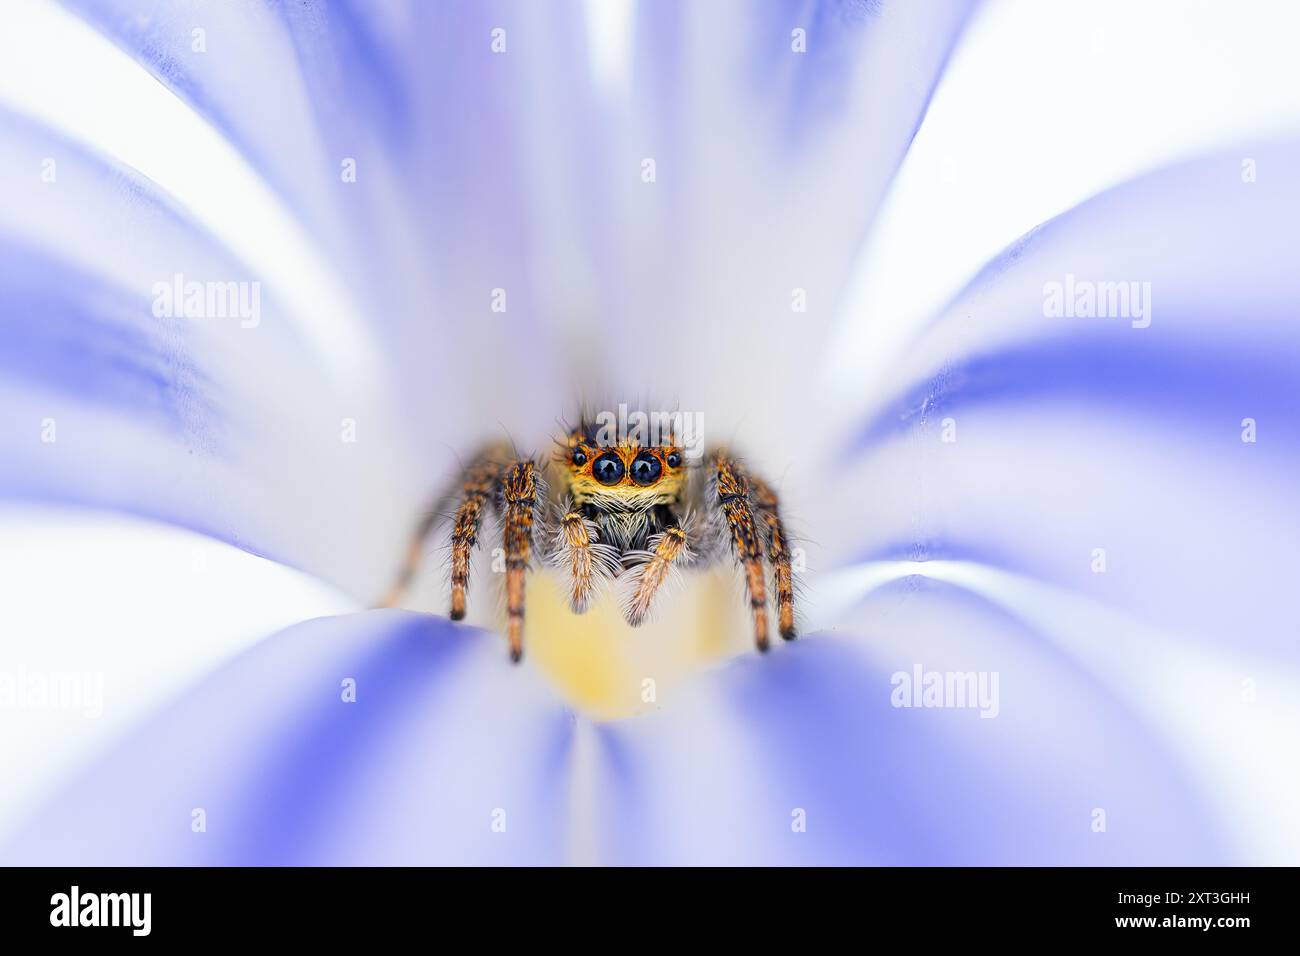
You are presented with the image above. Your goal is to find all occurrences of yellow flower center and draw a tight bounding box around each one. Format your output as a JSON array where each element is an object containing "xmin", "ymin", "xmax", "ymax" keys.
[{"xmin": 508, "ymin": 567, "xmax": 753, "ymax": 720}]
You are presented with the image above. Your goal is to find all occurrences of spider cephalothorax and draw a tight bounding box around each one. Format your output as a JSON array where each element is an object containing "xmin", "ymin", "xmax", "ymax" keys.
[{"xmin": 381, "ymin": 416, "xmax": 797, "ymax": 662}]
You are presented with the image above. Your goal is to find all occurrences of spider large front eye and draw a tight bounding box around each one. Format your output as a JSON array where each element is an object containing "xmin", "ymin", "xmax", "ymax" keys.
[
  {"xmin": 592, "ymin": 453, "xmax": 624, "ymax": 485},
  {"xmin": 631, "ymin": 452, "xmax": 662, "ymax": 485}
]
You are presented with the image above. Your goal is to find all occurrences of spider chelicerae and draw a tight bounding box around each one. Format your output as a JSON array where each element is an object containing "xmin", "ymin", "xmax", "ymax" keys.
[{"xmin": 380, "ymin": 416, "xmax": 798, "ymax": 662}]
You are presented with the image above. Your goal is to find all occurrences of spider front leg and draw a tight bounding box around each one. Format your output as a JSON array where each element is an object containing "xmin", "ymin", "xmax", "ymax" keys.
[
  {"xmin": 711, "ymin": 452, "xmax": 772, "ymax": 652},
  {"xmin": 552, "ymin": 502, "xmax": 620, "ymax": 613},
  {"xmin": 622, "ymin": 516, "xmax": 691, "ymax": 627}
]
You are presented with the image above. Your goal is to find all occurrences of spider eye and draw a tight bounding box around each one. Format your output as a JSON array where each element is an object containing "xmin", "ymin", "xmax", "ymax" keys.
[
  {"xmin": 592, "ymin": 453, "xmax": 624, "ymax": 485},
  {"xmin": 665, "ymin": 452, "xmax": 681, "ymax": 468},
  {"xmin": 571, "ymin": 449, "xmax": 587, "ymax": 467},
  {"xmin": 631, "ymin": 452, "xmax": 662, "ymax": 485}
]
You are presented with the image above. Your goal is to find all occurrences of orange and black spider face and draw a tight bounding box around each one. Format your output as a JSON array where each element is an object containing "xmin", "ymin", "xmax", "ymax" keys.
[{"xmin": 559, "ymin": 428, "xmax": 686, "ymax": 505}]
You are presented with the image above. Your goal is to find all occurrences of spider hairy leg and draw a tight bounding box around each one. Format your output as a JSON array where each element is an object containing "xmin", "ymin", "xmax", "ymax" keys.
[
  {"xmin": 749, "ymin": 475, "xmax": 797, "ymax": 641},
  {"xmin": 556, "ymin": 509, "xmax": 601, "ymax": 612},
  {"xmin": 500, "ymin": 460, "xmax": 539, "ymax": 663},
  {"xmin": 378, "ymin": 450, "xmax": 502, "ymax": 609},
  {"xmin": 623, "ymin": 524, "xmax": 689, "ymax": 627},
  {"xmin": 449, "ymin": 456, "xmax": 504, "ymax": 621},
  {"xmin": 378, "ymin": 508, "xmax": 440, "ymax": 609},
  {"xmin": 713, "ymin": 452, "xmax": 771, "ymax": 652}
]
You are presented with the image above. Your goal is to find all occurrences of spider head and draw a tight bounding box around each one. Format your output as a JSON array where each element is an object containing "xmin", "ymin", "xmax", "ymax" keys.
[{"xmin": 558, "ymin": 424, "xmax": 685, "ymax": 506}]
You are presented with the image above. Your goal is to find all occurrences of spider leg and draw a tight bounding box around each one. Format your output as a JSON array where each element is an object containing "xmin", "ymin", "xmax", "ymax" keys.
[
  {"xmin": 448, "ymin": 454, "xmax": 506, "ymax": 621},
  {"xmin": 553, "ymin": 503, "xmax": 620, "ymax": 613},
  {"xmin": 749, "ymin": 474, "xmax": 797, "ymax": 641},
  {"xmin": 622, "ymin": 519, "xmax": 691, "ymax": 627},
  {"xmin": 499, "ymin": 460, "xmax": 540, "ymax": 662},
  {"xmin": 711, "ymin": 451, "xmax": 771, "ymax": 652},
  {"xmin": 378, "ymin": 506, "xmax": 443, "ymax": 608},
  {"xmin": 378, "ymin": 450, "xmax": 503, "ymax": 609}
]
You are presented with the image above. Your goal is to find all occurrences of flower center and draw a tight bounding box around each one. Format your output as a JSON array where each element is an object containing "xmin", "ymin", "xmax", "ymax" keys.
[{"xmin": 512, "ymin": 567, "xmax": 753, "ymax": 720}]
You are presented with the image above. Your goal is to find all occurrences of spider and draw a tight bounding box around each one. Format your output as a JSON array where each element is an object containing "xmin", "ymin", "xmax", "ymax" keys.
[{"xmin": 379, "ymin": 418, "xmax": 798, "ymax": 662}]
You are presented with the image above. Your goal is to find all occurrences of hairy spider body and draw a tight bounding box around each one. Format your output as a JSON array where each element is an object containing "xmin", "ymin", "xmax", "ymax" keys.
[{"xmin": 381, "ymin": 417, "xmax": 798, "ymax": 662}]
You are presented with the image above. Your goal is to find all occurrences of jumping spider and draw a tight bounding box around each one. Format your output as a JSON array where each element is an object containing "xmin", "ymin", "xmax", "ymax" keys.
[{"xmin": 380, "ymin": 419, "xmax": 797, "ymax": 662}]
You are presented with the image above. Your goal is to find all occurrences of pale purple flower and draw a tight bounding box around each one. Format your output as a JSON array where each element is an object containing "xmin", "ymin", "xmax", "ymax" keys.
[{"xmin": 1, "ymin": 0, "xmax": 1298, "ymax": 865}]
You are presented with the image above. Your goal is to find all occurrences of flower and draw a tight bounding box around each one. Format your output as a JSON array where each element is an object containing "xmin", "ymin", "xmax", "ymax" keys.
[{"xmin": 1, "ymin": 0, "xmax": 1298, "ymax": 865}]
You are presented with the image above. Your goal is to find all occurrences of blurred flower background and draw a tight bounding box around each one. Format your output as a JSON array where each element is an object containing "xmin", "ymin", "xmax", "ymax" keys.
[{"xmin": 1, "ymin": 0, "xmax": 1298, "ymax": 865}]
